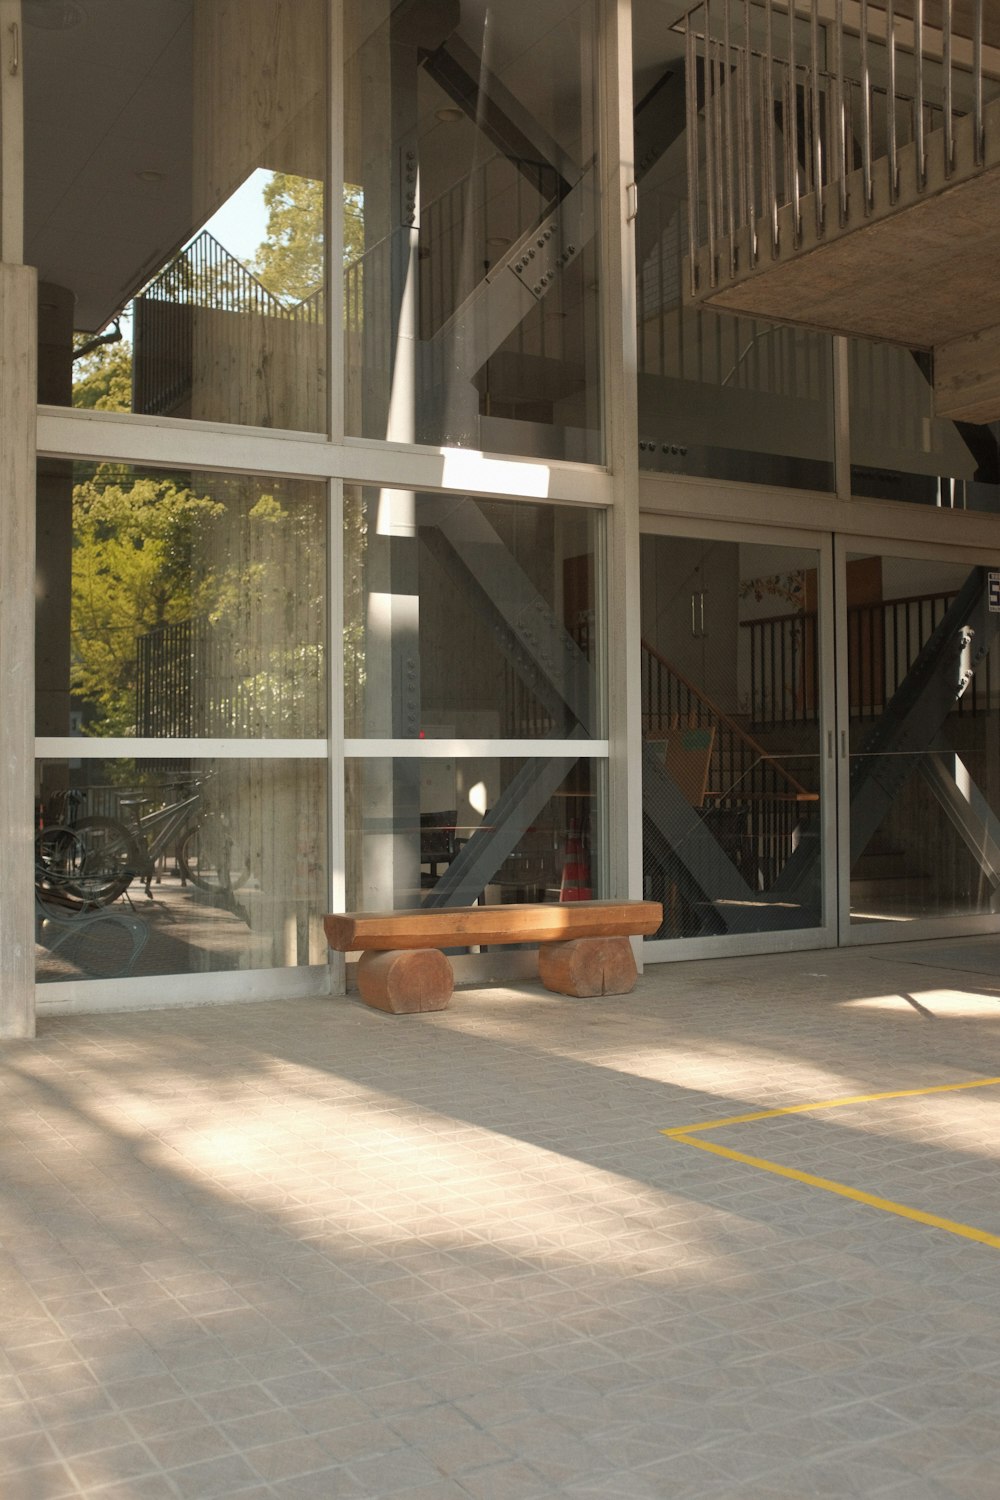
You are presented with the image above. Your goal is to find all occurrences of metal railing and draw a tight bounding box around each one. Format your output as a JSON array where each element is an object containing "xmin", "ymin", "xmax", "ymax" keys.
[
  {"xmin": 642, "ymin": 636, "xmax": 815, "ymax": 889},
  {"xmin": 133, "ymin": 231, "xmax": 324, "ymax": 416},
  {"xmin": 742, "ymin": 588, "xmax": 1000, "ymax": 726},
  {"xmin": 135, "ymin": 617, "xmax": 325, "ymax": 739},
  {"xmin": 680, "ymin": 0, "xmax": 987, "ymax": 292},
  {"xmin": 343, "ymin": 152, "xmax": 564, "ymax": 357}
]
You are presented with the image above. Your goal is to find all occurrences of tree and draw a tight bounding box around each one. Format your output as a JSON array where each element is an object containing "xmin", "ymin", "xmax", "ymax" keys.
[
  {"xmin": 252, "ymin": 172, "xmax": 365, "ymax": 307},
  {"xmin": 72, "ymin": 339, "xmax": 133, "ymax": 413},
  {"xmin": 252, "ymin": 172, "xmax": 325, "ymax": 304},
  {"xmin": 71, "ymin": 470, "xmax": 225, "ymax": 734}
]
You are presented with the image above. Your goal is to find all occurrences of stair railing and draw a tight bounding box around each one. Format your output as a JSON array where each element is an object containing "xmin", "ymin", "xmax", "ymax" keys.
[
  {"xmin": 642, "ymin": 636, "xmax": 815, "ymax": 888},
  {"xmin": 678, "ymin": 0, "xmax": 986, "ymax": 293}
]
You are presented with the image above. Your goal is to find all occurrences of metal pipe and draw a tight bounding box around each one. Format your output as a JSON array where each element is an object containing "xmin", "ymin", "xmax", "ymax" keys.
[
  {"xmin": 705, "ymin": 9, "xmax": 719, "ymax": 287},
  {"xmin": 764, "ymin": 0, "xmax": 779, "ymax": 253},
  {"xmin": 723, "ymin": 0, "xmax": 737, "ymax": 273},
  {"xmin": 835, "ymin": 0, "xmax": 847, "ymax": 225},
  {"xmin": 860, "ymin": 0, "xmax": 872, "ymax": 211},
  {"xmin": 787, "ymin": 0, "xmax": 801, "ymax": 243},
  {"xmin": 810, "ymin": 0, "xmax": 823, "ymax": 235},
  {"xmin": 713, "ymin": 34, "xmax": 726, "ymax": 270},
  {"xmin": 887, "ymin": 0, "xmax": 898, "ymax": 201},
  {"xmin": 743, "ymin": 0, "xmax": 758, "ymax": 264},
  {"xmin": 759, "ymin": 44, "xmax": 773, "ymax": 258},
  {"xmin": 974, "ymin": 0, "xmax": 984, "ymax": 167},
  {"xmin": 943, "ymin": 0, "xmax": 953, "ymax": 176},
  {"xmin": 914, "ymin": 0, "xmax": 925, "ymax": 188},
  {"xmin": 685, "ymin": 9, "xmax": 700, "ymax": 296},
  {"xmin": 735, "ymin": 0, "xmax": 748, "ymax": 243}
]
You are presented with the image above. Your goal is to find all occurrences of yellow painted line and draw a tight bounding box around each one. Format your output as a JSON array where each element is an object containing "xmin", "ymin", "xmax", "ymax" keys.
[
  {"xmin": 662, "ymin": 1075, "xmax": 1000, "ymax": 1138},
  {"xmin": 672, "ymin": 1132, "xmax": 1000, "ymax": 1252}
]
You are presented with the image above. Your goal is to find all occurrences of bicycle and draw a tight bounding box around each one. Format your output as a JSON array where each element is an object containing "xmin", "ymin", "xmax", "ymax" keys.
[{"xmin": 35, "ymin": 776, "xmax": 251, "ymax": 912}]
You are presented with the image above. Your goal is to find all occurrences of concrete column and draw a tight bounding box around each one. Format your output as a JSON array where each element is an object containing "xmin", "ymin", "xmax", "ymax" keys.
[
  {"xmin": 34, "ymin": 286, "xmax": 74, "ymax": 791},
  {"xmin": 0, "ymin": 262, "xmax": 38, "ymax": 1038}
]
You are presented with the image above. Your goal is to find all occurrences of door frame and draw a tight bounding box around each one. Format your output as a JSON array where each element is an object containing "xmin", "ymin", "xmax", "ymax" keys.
[
  {"xmin": 639, "ymin": 512, "xmax": 838, "ymax": 962},
  {"xmin": 836, "ymin": 531, "xmax": 1000, "ymax": 948}
]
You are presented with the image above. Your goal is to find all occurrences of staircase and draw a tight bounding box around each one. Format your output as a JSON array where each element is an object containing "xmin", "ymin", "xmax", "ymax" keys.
[{"xmin": 641, "ymin": 638, "xmax": 817, "ymax": 933}]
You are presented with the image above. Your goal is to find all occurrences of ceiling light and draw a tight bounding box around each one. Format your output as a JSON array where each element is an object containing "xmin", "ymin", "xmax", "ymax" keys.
[
  {"xmin": 136, "ymin": 170, "xmax": 165, "ymax": 183},
  {"xmin": 24, "ymin": 1, "xmax": 84, "ymax": 30},
  {"xmin": 436, "ymin": 106, "xmax": 464, "ymax": 123}
]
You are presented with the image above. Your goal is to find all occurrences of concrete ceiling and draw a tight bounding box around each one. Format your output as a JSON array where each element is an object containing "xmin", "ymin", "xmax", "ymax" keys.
[
  {"xmin": 24, "ymin": 0, "xmax": 196, "ymax": 332},
  {"xmin": 25, "ymin": 0, "xmax": 680, "ymax": 335}
]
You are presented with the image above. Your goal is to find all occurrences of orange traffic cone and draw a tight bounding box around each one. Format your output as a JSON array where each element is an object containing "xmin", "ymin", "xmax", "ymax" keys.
[{"xmin": 559, "ymin": 817, "xmax": 592, "ymax": 902}]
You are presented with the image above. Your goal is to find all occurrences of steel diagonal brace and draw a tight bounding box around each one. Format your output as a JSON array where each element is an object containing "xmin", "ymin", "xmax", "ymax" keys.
[
  {"xmin": 421, "ymin": 745, "xmax": 584, "ymax": 909},
  {"xmin": 642, "ymin": 743, "xmax": 786, "ymax": 934},
  {"xmin": 418, "ymin": 497, "xmax": 596, "ymax": 737},
  {"xmin": 427, "ymin": 168, "xmax": 598, "ymax": 390},
  {"xmin": 775, "ymin": 568, "xmax": 1000, "ymax": 900},
  {"xmin": 847, "ymin": 569, "xmax": 999, "ymax": 865},
  {"xmin": 918, "ymin": 750, "xmax": 1000, "ymax": 894}
]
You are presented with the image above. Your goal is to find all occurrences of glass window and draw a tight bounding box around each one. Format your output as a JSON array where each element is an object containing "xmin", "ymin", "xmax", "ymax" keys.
[
  {"xmin": 632, "ymin": 0, "xmax": 835, "ymax": 491},
  {"xmin": 846, "ymin": 553, "xmax": 1000, "ymax": 926},
  {"xmin": 640, "ymin": 532, "xmax": 826, "ymax": 941},
  {"xmin": 343, "ymin": 0, "xmax": 603, "ymax": 462},
  {"xmin": 35, "ymin": 756, "xmax": 328, "ymax": 983},
  {"xmin": 27, "ymin": 0, "xmax": 328, "ymax": 432},
  {"xmin": 849, "ymin": 339, "xmax": 1000, "ymax": 513},
  {"xmin": 345, "ymin": 489, "xmax": 601, "ymax": 739},
  {"xmin": 36, "ymin": 463, "xmax": 327, "ymax": 740},
  {"xmin": 346, "ymin": 757, "xmax": 600, "ymax": 916}
]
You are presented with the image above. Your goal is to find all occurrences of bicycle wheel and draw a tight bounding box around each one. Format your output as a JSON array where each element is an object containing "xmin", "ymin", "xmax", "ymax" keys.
[
  {"xmin": 177, "ymin": 816, "xmax": 251, "ymax": 894},
  {"xmin": 36, "ymin": 825, "xmax": 87, "ymax": 905},
  {"xmin": 62, "ymin": 815, "xmax": 140, "ymax": 907}
]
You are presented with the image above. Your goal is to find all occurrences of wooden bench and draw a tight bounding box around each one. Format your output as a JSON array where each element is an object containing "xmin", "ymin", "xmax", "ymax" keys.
[{"xmin": 324, "ymin": 900, "xmax": 663, "ymax": 1014}]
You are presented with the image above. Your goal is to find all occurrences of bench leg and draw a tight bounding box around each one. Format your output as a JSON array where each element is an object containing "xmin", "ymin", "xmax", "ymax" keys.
[
  {"xmin": 357, "ymin": 949, "xmax": 454, "ymax": 1014},
  {"xmin": 538, "ymin": 936, "xmax": 638, "ymax": 998}
]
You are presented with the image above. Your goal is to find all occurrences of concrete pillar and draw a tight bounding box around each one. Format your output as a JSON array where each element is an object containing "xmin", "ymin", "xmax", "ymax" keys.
[
  {"xmin": 34, "ymin": 286, "xmax": 74, "ymax": 798},
  {"xmin": 0, "ymin": 263, "xmax": 38, "ymax": 1038}
]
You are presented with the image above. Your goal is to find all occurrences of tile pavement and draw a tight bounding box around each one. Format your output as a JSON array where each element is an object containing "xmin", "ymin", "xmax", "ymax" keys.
[{"xmin": 4, "ymin": 937, "xmax": 1000, "ymax": 1497}]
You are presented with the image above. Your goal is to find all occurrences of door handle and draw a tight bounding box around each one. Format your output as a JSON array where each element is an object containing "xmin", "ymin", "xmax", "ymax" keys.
[{"xmin": 699, "ymin": 591, "xmax": 706, "ymax": 637}]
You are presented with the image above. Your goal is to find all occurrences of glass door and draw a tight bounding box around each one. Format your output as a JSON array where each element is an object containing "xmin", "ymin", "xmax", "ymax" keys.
[
  {"xmin": 640, "ymin": 518, "xmax": 835, "ymax": 959},
  {"xmin": 838, "ymin": 540, "xmax": 1000, "ymax": 943}
]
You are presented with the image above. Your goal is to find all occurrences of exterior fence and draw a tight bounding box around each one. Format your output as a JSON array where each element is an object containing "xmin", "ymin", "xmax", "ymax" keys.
[{"xmin": 133, "ymin": 231, "xmax": 324, "ymax": 417}]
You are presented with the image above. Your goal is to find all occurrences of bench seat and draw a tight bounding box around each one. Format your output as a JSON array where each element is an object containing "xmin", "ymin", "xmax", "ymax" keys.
[{"xmin": 324, "ymin": 899, "xmax": 662, "ymax": 1013}]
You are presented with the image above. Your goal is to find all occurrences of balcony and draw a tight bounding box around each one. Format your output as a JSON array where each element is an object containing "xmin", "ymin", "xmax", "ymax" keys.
[{"xmin": 680, "ymin": 1, "xmax": 1000, "ymax": 423}]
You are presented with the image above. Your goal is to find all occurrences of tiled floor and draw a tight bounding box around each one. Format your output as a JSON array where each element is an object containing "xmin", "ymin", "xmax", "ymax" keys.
[{"xmin": 6, "ymin": 937, "xmax": 1000, "ymax": 1498}]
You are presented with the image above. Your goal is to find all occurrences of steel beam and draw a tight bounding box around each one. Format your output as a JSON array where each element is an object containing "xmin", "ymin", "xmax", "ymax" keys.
[{"xmin": 422, "ymin": 751, "xmax": 579, "ymax": 909}]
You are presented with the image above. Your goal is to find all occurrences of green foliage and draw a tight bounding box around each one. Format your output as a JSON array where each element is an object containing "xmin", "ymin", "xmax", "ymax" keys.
[
  {"xmin": 252, "ymin": 174, "xmax": 365, "ymax": 320},
  {"xmin": 71, "ymin": 470, "xmax": 225, "ymax": 734},
  {"xmin": 72, "ymin": 339, "xmax": 133, "ymax": 412},
  {"xmin": 70, "ymin": 470, "xmax": 330, "ymax": 740},
  {"xmin": 344, "ymin": 184, "xmax": 364, "ymax": 265},
  {"xmin": 252, "ymin": 173, "xmax": 325, "ymax": 305}
]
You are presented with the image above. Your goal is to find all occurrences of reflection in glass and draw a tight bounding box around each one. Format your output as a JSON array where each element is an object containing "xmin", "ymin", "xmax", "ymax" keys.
[
  {"xmin": 847, "ymin": 555, "xmax": 1000, "ymax": 925},
  {"xmin": 27, "ymin": 1, "xmax": 328, "ymax": 431},
  {"xmin": 346, "ymin": 758, "xmax": 598, "ymax": 916},
  {"xmin": 631, "ymin": 1, "xmax": 834, "ymax": 490},
  {"xmin": 35, "ymin": 759, "xmax": 328, "ymax": 983},
  {"xmin": 849, "ymin": 340, "xmax": 1000, "ymax": 513},
  {"xmin": 36, "ymin": 463, "xmax": 327, "ymax": 740},
  {"xmin": 344, "ymin": 0, "xmax": 602, "ymax": 461},
  {"xmin": 640, "ymin": 534, "xmax": 824, "ymax": 940},
  {"xmin": 344, "ymin": 489, "xmax": 600, "ymax": 739}
]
